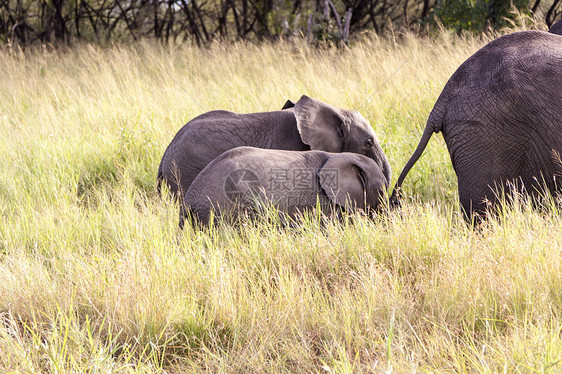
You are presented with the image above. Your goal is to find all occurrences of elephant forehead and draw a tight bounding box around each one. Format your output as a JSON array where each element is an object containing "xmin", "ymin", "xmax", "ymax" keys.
[{"xmin": 346, "ymin": 111, "xmax": 375, "ymax": 135}]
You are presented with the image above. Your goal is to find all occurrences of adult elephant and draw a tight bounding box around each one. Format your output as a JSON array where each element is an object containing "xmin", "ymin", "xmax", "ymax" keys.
[
  {"xmin": 391, "ymin": 31, "xmax": 562, "ymax": 221},
  {"xmin": 158, "ymin": 95, "xmax": 391, "ymax": 200},
  {"xmin": 181, "ymin": 147, "xmax": 388, "ymax": 227}
]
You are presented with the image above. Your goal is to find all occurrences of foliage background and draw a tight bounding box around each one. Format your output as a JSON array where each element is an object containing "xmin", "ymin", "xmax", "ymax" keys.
[{"xmin": 1, "ymin": 0, "xmax": 561, "ymax": 46}]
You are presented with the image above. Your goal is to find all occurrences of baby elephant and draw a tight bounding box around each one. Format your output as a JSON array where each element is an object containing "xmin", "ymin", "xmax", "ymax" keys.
[
  {"xmin": 181, "ymin": 147, "xmax": 389, "ymax": 227},
  {"xmin": 158, "ymin": 95, "xmax": 391, "ymax": 201}
]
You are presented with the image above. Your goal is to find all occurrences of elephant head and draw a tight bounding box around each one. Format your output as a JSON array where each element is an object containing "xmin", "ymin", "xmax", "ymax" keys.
[
  {"xmin": 319, "ymin": 153, "xmax": 388, "ymax": 212},
  {"xmin": 294, "ymin": 95, "xmax": 391, "ymax": 187}
]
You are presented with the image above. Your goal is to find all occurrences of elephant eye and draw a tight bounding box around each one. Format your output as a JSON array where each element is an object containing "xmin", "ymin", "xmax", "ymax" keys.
[{"xmin": 365, "ymin": 139, "xmax": 373, "ymax": 148}]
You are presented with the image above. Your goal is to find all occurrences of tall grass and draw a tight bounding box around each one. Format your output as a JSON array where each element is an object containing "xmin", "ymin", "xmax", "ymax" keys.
[{"xmin": 1, "ymin": 25, "xmax": 561, "ymax": 372}]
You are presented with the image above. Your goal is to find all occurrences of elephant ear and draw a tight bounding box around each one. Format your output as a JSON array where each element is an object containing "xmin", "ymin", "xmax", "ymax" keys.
[
  {"xmin": 549, "ymin": 18, "xmax": 562, "ymax": 35},
  {"xmin": 282, "ymin": 100, "xmax": 296, "ymax": 110},
  {"xmin": 318, "ymin": 154, "xmax": 368, "ymax": 209},
  {"xmin": 294, "ymin": 95, "xmax": 348, "ymax": 153}
]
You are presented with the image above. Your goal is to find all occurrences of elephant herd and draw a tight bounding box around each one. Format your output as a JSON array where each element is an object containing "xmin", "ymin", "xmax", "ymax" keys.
[{"xmin": 158, "ymin": 25, "xmax": 562, "ymax": 227}]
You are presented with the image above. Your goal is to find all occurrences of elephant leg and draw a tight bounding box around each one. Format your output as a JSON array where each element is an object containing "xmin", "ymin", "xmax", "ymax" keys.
[
  {"xmin": 451, "ymin": 138, "xmax": 523, "ymax": 222},
  {"xmin": 457, "ymin": 176, "xmax": 497, "ymax": 222},
  {"xmin": 446, "ymin": 117, "xmax": 542, "ymax": 222},
  {"xmin": 456, "ymin": 161, "xmax": 547, "ymax": 222}
]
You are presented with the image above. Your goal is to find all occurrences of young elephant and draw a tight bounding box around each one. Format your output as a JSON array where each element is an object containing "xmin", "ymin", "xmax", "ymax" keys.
[
  {"xmin": 181, "ymin": 147, "xmax": 389, "ymax": 227},
  {"xmin": 158, "ymin": 95, "xmax": 391, "ymax": 200}
]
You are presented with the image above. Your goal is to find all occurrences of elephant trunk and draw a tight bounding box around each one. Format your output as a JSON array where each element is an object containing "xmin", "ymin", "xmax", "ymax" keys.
[
  {"xmin": 380, "ymin": 153, "xmax": 392, "ymax": 188},
  {"xmin": 369, "ymin": 145, "xmax": 392, "ymax": 189}
]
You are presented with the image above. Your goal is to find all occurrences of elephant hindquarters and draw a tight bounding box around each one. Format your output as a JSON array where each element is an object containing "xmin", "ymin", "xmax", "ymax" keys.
[{"xmin": 450, "ymin": 123, "xmax": 561, "ymax": 221}]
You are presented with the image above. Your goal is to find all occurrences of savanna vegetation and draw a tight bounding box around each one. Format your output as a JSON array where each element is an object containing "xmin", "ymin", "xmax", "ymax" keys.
[{"xmin": 1, "ymin": 20, "xmax": 562, "ymax": 372}]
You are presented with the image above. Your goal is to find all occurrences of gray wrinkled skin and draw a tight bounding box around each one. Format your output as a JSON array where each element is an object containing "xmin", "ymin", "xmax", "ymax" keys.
[
  {"xmin": 392, "ymin": 31, "xmax": 562, "ymax": 221},
  {"xmin": 158, "ymin": 95, "xmax": 391, "ymax": 200},
  {"xmin": 181, "ymin": 147, "xmax": 388, "ymax": 227}
]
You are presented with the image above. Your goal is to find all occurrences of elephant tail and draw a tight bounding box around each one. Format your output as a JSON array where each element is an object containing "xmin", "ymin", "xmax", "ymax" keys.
[
  {"xmin": 178, "ymin": 203, "xmax": 187, "ymax": 229},
  {"xmin": 390, "ymin": 109, "xmax": 443, "ymax": 206},
  {"xmin": 156, "ymin": 161, "xmax": 163, "ymax": 196}
]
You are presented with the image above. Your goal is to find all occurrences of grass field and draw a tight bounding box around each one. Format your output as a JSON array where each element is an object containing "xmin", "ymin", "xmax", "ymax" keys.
[{"xmin": 1, "ymin": 26, "xmax": 562, "ymax": 372}]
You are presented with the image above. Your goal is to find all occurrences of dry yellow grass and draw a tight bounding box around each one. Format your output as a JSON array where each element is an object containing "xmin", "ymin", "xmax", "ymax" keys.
[{"xmin": 1, "ymin": 24, "xmax": 561, "ymax": 372}]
